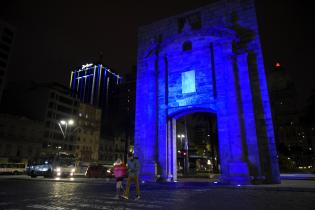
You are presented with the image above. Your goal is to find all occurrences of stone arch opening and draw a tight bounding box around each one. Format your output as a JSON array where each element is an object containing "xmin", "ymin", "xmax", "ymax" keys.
[{"xmin": 171, "ymin": 110, "xmax": 219, "ymax": 179}]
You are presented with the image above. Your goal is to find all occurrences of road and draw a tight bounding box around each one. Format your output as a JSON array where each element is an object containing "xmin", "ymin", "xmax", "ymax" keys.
[{"xmin": 0, "ymin": 175, "xmax": 315, "ymax": 210}]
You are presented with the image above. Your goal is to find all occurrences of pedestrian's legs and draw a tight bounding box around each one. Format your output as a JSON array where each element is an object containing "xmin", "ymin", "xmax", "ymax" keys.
[
  {"xmin": 120, "ymin": 178, "xmax": 125, "ymax": 193},
  {"xmin": 123, "ymin": 176, "xmax": 132, "ymax": 198},
  {"xmin": 116, "ymin": 180, "xmax": 122, "ymax": 196},
  {"xmin": 134, "ymin": 176, "xmax": 141, "ymax": 197}
]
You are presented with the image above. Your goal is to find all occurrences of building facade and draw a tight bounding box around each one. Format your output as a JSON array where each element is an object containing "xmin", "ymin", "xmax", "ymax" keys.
[
  {"xmin": 111, "ymin": 69, "xmax": 136, "ymax": 155},
  {"xmin": 69, "ymin": 63, "xmax": 125, "ymax": 162},
  {"xmin": 0, "ymin": 20, "xmax": 15, "ymax": 104},
  {"xmin": 99, "ymin": 137, "xmax": 126, "ymax": 163},
  {"xmin": 135, "ymin": 0, "xmax": 279, "ymax": 184},
  {"xmin": 1, "ymin": 82, "xmax": 80, "ymax": 156},
  {"xmin": 76, "ymin": 103, "xmax": 101, "ymax": 161},
  {"xmin": 0, "ymin": 113, "xmax": 44, "ymax": 163}
]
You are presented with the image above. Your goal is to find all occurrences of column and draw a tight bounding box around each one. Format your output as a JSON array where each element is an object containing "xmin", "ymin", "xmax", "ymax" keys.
[
  {"xmin": 134, "ymin": 55, "xmax": 158, "ymax": 181},
  {"xmin": 237, "ymin": 53, "xmax": 262, "ymax": 182},
  {"xmin": 157, "ymin": 54, "xmax": 168, "ymax": 180},
  {"xmin": 214, "ymin": 41, "xmax": 250, "ymax": 184}
]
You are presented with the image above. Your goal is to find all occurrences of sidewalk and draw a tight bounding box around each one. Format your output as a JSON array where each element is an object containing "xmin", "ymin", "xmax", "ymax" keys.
[
  {"xmin": 280, "ymin": 173, "xmax": 315, "ymax": 180},
  {"xmin": 148, "ymin": 174, "xmax": 315, "ymax": 192}
]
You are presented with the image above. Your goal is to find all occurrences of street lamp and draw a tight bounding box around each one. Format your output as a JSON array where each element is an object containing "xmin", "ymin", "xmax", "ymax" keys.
[
  {"xmin": 68, "ymin": 119, "xmax": 74, "ymax": 125},
  {"xmin": 58, "ymin": 119, "xmax": 75, "ymax": 139},
  {"xmin": 177, "ymin": 134, "xmax": 185, "ymax": 148},
  {"xmin": 177, "ymin": 134, "xmax": 189, "ymax": 175}
]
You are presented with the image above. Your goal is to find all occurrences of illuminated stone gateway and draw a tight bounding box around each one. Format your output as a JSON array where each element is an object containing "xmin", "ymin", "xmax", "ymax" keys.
[{"xmin": 135, "ymin": 0, "xmax": 280, "ymax": 184}]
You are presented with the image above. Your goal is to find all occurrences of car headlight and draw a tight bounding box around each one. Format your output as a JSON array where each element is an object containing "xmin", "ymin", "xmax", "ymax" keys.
[{"xmin": 56, "ymin": 167, "xmax": 61, "ymax": 172}]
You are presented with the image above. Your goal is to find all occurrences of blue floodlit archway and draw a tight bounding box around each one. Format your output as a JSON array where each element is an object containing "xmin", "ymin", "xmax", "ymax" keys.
[{"xmin": 134, "ymin": 0, "xmax": 280, "ymax": 184}]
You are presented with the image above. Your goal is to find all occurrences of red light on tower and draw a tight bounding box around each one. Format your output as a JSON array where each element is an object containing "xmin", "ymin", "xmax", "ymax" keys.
[{"xmin": 275, "ymin": 62, "xmax": 281, "ymax": 68}]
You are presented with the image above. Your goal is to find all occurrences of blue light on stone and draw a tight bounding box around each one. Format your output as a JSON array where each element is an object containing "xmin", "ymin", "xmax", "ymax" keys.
[
  {"xmin": 134, "ymin": 0, "xmax": 280, "ymax": 185},
  {"xmin": 182, "ymin": 70, "xmax": 196, "ymax": 94}
]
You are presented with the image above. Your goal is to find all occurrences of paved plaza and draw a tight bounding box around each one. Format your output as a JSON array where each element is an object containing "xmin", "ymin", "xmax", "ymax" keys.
[{"xmin": 0, "ymin": 175, "xmax": 315, "ymax": 210}]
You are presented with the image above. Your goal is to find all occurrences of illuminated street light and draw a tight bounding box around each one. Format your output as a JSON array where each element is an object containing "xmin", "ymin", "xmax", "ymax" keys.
[
  {"xmin": 177, "ymin": 134, "xmax": 185, "ymax": 149},
  {"xmin": 58, "ymin": 119, "xmax": 75, "ymax": 139},
  {"xmin": 177, "ymin": 134, "xmax": 185, "ymax": 140},
  {"xmin": 177, "ymin": 133, "xmax": 189, "ymax": 175},
  {"xmin": 207, "ymin": 159, "xmax": 211, "ymax": 165}
]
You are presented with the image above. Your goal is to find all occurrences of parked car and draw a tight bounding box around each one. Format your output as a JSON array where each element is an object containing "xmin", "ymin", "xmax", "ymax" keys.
[
  {"xmin": 85, "ymin": 165, "xmax": 113, "ymax": 178},
  {"xmin": 0, "ymin": 163, "xmax": 26, "ymax": 175}
]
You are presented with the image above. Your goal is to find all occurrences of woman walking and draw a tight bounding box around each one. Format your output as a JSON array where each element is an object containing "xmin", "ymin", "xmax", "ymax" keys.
[{"xmin": 113, "ymin": 158, "xmax": 127, "ymax": 199}]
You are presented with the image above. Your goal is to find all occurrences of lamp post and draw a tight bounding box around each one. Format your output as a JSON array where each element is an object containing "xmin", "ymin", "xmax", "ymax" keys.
[
  {"xmin": 57, "ymin": 119, "xmax": 75, "ymax": 154},
  {"xmin": 58, "ymin": 119, "xmax": 74, "ymax": 139},
  {"xmin": 56, "ymin": 146, "xmax": 62, "ymax": 156},
  {"xmin": 177, "ymin": 134, "xmax": 185, "ymax": 149},
  {"xmin": 177, "ymin": 134, "xmax": 189, "ymax": 175}
]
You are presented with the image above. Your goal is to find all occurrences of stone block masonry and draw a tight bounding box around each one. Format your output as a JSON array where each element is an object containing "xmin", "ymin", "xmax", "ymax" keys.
[{"xmin": 135, "ymin": 0, "xmax": 280, "ymax": 184}]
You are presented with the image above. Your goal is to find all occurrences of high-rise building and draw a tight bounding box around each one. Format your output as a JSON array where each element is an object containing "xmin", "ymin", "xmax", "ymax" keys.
[
  {"xmin": 70, "ymin": 63, "xmax": 121, "ymax": 137},
  {"xmin": 0, "ymin": 20, "xmax": 15, "ymax": 104},
  {"xmin": 268, "ymin": 63, "xmax": 300, "ymax": 146},
  {"xmin": 267, "ymin": 63, "xmax": 313, "ymax": 170},
  {"xmin": 111, "ymin": 69, "xmax": 136, "ymax": 147}
]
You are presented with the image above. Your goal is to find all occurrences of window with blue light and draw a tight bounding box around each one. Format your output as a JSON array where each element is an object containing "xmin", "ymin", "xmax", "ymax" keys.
[{"xmin": 182, "ymin": 70, "xmax": 196, "ymax": 94}]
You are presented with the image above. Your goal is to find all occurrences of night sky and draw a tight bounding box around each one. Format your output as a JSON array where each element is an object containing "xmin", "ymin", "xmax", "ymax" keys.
[{"xmin": 1, "ymin": 0, "xmax": 314, "ymax": 108}]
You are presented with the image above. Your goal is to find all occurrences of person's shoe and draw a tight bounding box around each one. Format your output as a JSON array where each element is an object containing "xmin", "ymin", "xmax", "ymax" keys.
[
  {"xmin": 120, "ymin": 195, "xmax": 128, "ymax": 200},
  {"xmin": 135, "ymin": 195, "xmax": 141, "ymax": 200}
]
